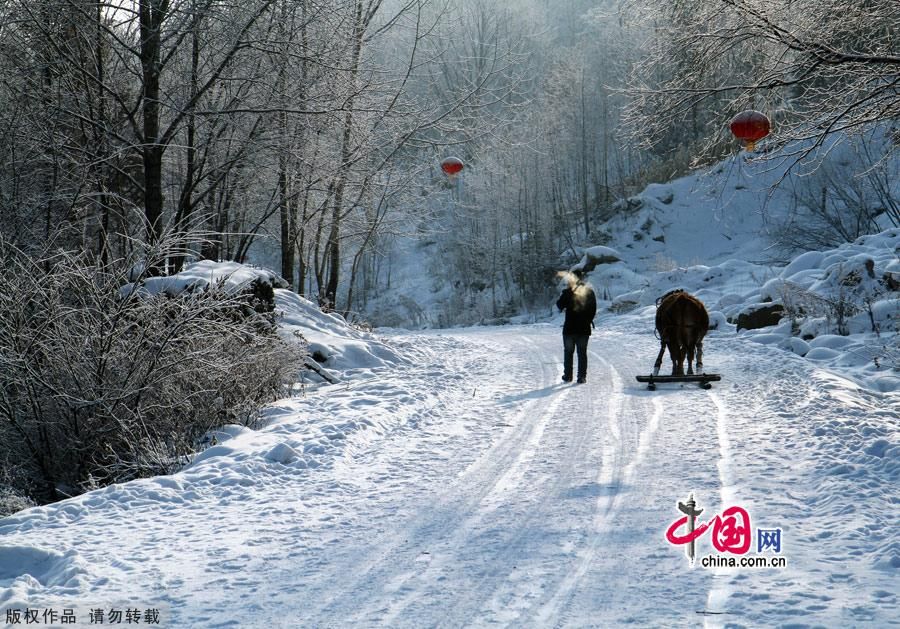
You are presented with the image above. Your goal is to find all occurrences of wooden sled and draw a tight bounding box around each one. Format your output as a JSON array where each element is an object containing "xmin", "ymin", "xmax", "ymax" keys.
[{"xmin": 636, "ymin": 373, "xmax": 722, "ymax": 391}]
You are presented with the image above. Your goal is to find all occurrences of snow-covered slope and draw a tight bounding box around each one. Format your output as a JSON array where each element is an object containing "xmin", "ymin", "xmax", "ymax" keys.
[
  {"xmin": 275, "ymin": 289, "xmax": 408, "ymax": 381},
  {"xmin": 590, "ymin": 129, "xmax": 898, "ymax": 271},
  {"xmin": 564, "ymin": 131, "xmax": 900, "ymax": 393},
  {"xmin": 125, "ymin": 259, "xmax": 409, "ymax": 384}
]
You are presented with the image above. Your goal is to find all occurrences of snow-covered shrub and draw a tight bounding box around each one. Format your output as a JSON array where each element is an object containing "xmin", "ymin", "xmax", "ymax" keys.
[
  {"xmin": 0, "ymin": 485, "xmax": 36, "ymax": 517},
  {"xmin": 873, "ymin": 338, "xmax": 900, "ymax": 371},
  {"xmin": 778, "ymin": 257, "xmax": 896, "ymax": 338},
  {"xmin": 772, "ymin": 134, "xmax": 899, "ymax": 253},
  {"xmin": 123, "ymin": 260, "xmax": 287, "ymax": 318},
  {"xmin": 0, "ymin": 467, "xmax": 37, "ymax": 516},
  {"xmin": 0, "ymin": 240, "xmax": 303, "ymax": 505},
  {"xmin": 778, "ymin": 281, "xmax": 833, "ymax": 335},
  {"xmin": 801, "ymin": 261, "xmax": 882, "ymax": 336}
]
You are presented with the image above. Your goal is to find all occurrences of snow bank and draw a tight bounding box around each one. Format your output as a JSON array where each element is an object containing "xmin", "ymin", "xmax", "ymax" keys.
[
  {"xmin": 121, "ymin": 260, "xmax": 288, "ymax": 297},
  {"xmin": 575, "ymin": 241, "xmax": 897, "ymax": 392},
  {"xmin": 122, "ymin": 260, "xmax": 408, "ymax": 384},
  {"xmin": 0, "ymin": 547, "xmax": 89, "ymax": 610},
  {"xmin": 275, "ymin": 290, "xmax": 407, "ymax": 381},
  {"xmin": 733, "ymin": 228, "xmax": 900, "ymax": 391}
]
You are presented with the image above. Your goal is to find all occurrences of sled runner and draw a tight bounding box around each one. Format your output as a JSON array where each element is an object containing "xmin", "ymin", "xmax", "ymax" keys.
[{"xmin": 636, "ymin": 373, "xmax": 722, "ymax": 390}]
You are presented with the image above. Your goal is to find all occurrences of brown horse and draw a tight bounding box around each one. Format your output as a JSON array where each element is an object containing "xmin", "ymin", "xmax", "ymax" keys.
[{"xmin": 653, "ymin": 290, "xmax": 709, "ymax": 376}]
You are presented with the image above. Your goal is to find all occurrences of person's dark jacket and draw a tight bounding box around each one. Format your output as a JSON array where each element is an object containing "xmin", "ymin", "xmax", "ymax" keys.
[{"xmin": 557, "ymin": 282, "xmax": 597, "ymax": 336}]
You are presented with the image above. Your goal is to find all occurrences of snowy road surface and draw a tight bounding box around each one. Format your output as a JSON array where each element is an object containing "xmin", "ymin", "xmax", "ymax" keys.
[{"xmin": 2, "ymin": 312, "xmax": 898, "ymax": 627}]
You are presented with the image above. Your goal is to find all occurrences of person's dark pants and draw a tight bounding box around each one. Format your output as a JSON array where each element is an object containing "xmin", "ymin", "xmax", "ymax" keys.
[{"xmin": 563, "ymin": 334, "xmax": 589, "ymax": 381}]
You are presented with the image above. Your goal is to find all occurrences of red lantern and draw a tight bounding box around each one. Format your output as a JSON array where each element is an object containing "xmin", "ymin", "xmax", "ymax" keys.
[
  {"xmin": 440, "ymin": 156, "xmax": 464, "ymax": 176},
  {"xmin": 729, "ymin": 110, "xmax": 771, "ymax": 152}
]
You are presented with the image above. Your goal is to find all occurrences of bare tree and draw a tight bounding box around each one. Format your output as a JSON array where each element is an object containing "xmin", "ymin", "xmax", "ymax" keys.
[
  {"xmin": 623, "ymin": 0, "xmax": 900, "ymax": 159},
  {"xmin": 771, "ymin": 132, "xmax": 900, "ymax": 251}
]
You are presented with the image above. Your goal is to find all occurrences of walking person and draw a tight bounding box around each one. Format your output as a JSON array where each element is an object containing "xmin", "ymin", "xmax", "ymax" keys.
[{"xmin": 556, "ymin": 270, "xmax": 597, "ymax": 384}]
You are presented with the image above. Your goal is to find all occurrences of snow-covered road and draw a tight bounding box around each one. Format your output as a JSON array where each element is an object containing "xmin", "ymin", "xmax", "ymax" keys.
[{"xmin": 2, "ymin": 313, "xmax": 898, "ymax": 627}]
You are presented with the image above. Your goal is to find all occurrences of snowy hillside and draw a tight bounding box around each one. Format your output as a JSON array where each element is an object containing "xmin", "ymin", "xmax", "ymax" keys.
[
  {"xmin": 567, "ymin": 133, "xmax": 899, "ymax": 393},
  {"xmin": 573, "ymin": 228, "xmax": 900, "ymax": 393}
]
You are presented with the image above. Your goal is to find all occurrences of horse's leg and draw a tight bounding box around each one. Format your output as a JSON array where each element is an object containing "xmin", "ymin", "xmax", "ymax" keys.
[
  {"xmin": 685, "ymin": 328, "xmax": 697, "ymax": 375},
  {"xmin": 669, "ymin": 338, "xmax": 683, "ymax": 376},
  {"xmin": 653, "ymin": 337, "xmax": 666, "ymax": 376},
  {"xmin": 667, "ymin": 327, "xmax": 682, "ymax": 375},
  {"xmin": 696, "ymin": 338, "xmax": 704, "ymax": 373}
]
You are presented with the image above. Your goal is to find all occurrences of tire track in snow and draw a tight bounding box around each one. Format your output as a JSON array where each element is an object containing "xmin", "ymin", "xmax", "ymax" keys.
[
  {"xmin": 538, "ymin": 322, "xmax": 722, "ymax": 626},
  {"xmin": 532, "ymin": 349, "xmax": 629, "ymax": 626},
  {"xmin": 456, "ymin": 335, "xmax": 573, "ymax": 505},
  {"xmin": 426, "ymin": 342, "xmax": 610, "ymax": 627},
  {"xmin": 621, "ymin": 395, "xmax": 663, "ymax": 486},
  {"xmin": 374, "ymin": 341, "xmax": 579, "ymax": 626},
  {"xmin": 304, "ymin": 334, "xmax": 574, "ymax": 623},
  {"xmin": 704, "ymin": 390, "xmax": 738, "ymax": 627}
]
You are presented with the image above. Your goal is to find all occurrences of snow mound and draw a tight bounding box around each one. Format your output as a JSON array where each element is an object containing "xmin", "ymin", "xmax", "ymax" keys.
[
  {"xmin": 275, "ymin": 290, "xmax": 408, "ymax": 380},
  {"xmin": 0, "ymin": 547, "xmax": 90, "ymax": 609},
  {"xmin": 0, "ymin": 547, "xmax": 86, "ymax": 589},
  {"xmin": 734, "ymin": 228, "xmax": 900, "ymax": 391},
  {"xmin": 115, "ymin": 260, "xmax": 408, "ymax": 385},
  {"xmin": 122, "ymin": 260, "xmax": 287, "ymax": 297}
]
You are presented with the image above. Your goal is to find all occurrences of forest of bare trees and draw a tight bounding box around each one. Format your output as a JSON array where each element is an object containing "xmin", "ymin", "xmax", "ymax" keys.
[
  {"xmin": 1, "ymin": 0, "xmax": 895, "ymax": 316},
  {"xmin": 370, "ymin": 0, "xmax": 899, "ymax": 323}
]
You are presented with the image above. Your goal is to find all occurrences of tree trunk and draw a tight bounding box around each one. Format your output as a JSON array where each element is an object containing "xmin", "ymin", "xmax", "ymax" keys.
[
  {"xmin": 94, "ymin": 0, "xmax": 111, "ymax": 264},
  {"xmin": 140, "ymin": 0, "xmax": 166, "ymax": 252},
  {"xmin": 276, "ymin": 4, "xmax": 296, "ymax": 287},
  {"xmin": 323, "ymin": 0, "xmax": 365, "ymax": 307},
  {"xmin": 580, "ymin": 66, "xmax": 590, "ymax": 237},
  {"xmin": 278, "ymin": 161, "xmax": 295, "ymax": 285},
  {"xmin": 172, "ymin": 15, "xmax": 200, "ymax": 274}
]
